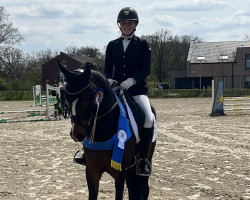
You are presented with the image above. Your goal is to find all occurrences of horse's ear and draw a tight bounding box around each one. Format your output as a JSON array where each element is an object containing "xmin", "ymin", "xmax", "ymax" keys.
[
  {"xmin": 81, "ymin": 62, "xmax": 91, "ymax": 80},
  {"xmin": 58, "ymin": 60, "xmax": 71, "ymax": 79}
]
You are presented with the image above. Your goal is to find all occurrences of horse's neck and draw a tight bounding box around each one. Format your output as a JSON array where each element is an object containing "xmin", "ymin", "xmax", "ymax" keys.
[{"xmin": 93, "ymin": 78, "xmax": 119, "ymax": 142}]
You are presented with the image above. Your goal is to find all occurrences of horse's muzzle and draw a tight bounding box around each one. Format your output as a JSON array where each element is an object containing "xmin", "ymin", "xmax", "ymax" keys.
[
  {"xmin": 70, "ymin": 125, "xmax": 86, "ymax": 142},
  {"xmin": 70, "ymin": 130, "xmax": 78, "ymax": 142}
]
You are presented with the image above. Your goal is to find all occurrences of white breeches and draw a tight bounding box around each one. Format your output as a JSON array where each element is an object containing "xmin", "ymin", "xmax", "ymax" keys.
[{"xmin": 132, "ymin": 95, "xmax": 154, "ymax": 128}]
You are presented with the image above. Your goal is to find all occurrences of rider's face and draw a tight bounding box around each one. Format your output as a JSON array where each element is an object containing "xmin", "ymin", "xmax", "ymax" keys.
[{"xmin": 119, "ymin": 20, "xmax": 137, "ymax": 36}]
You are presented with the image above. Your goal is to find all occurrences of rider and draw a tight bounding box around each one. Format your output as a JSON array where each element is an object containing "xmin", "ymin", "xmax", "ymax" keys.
[
  {"xmin": 104, "ymin": 7, "xmax": 154, "ymax": 176},
  {"xmin": 74, "ymin": 7, "xmax": 154, "ymax": 176}
]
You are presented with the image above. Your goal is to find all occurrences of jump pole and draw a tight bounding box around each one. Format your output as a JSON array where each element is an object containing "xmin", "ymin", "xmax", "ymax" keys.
[
  {"xmin": 0, "ymin": 118, "xmax": 51, "ymax": 123},
  {"xmin": 46, "ymin": 84, "xmax": 51, "ymax": 119},
  {"xmin": 0, "ymin": 110, "xmax": 45, "ymax": 114},
  {"xmin": 211, "ymin": 80, "xmax": 214, "ymax": 105}
]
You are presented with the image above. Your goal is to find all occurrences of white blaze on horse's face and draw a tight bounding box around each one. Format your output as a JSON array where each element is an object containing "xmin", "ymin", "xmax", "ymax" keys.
[{"xmin": 71, "ymin": 98, "xmax": 78, "ymax": 133}]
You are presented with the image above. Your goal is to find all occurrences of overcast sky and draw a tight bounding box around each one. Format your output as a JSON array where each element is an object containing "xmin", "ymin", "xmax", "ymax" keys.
[{"xmin": 2, "ymin": 0, "xmax": 250, "ymax": 53}]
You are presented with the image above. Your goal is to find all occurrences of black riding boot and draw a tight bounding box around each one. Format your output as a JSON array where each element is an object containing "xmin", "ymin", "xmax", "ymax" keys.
[
  {"xmin": 73, "ymin": 151, "xmax": 87, "ymax": 166},
  {"xmin": 136, "ymin": 126, "xmax": 154, "ymax": 176}
]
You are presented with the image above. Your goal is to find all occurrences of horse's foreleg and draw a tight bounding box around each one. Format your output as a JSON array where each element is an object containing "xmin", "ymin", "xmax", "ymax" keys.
[
  {"xmin": 86, "ymin": 166, "xmax": 102, "ymax": 200},
  {"xmin": 115, "ymin": 171, "xmax": 126, "ymax": 200},
  {"xmin": 126, "ymin": 141, "xmax": 156, "ymax": 200},
  {"xmin": 126, "ymin": 167, "xmax": 147, "ymax": 200}
]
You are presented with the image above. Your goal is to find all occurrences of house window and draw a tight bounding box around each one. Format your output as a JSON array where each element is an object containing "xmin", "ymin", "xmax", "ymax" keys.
[
  {"xmin": 245, "ymin": 76, "xmax": 250, "ymax": 88},
  {"xmin": 246, "ymin": 54, "xmax": 250, "ymax": 69}
]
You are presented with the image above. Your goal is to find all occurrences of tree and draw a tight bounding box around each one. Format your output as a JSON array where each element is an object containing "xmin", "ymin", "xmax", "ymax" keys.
[
  {"xmin": 1, "ymin": 48, "xmax": 25, "ymax": 81},
  {"xmin": 64, "ymin": 45, "xmax": 105, "ymax": 69},
  {"xmin": 244, "ymin": 34, "xmax": 250, "ymax": 41},
  {"xmin": 143, "ymin": 29, "xmax": 176, "ymax": 83},
  {"xmin": 0, "ymin": 77, "xmax": 8, "ymax": 90},
  {"xmin": 64, "ymin": 45, "xmax": 102, "ymax": 58},
  {"xmin": 143, "ymin": 29, "xmax": 202, "ymax": 83},
  {"xmin": 77, "ymin": 46, "xmax": 101, "ymax": 58},
  {"xmin": 0, "ymin": 6, "xmax": 25, "ymax": 90},
  {"xmin": 64, "ymin": 45, "xmax": 79, "ymax": 56},
  {"xmin": 171, "ymin": 35, "xmax": 202, "ymax": 71},
  {"xmin": 24, "ymin": 49, "xmax": 58, "ymax": 87},
  {"xmin": 0, "ymin": 6, "xmax": 24, "ymax": 56},
  {"xmin": 0, "ymin": 47, "xmax": 58, "ymax": 91}
]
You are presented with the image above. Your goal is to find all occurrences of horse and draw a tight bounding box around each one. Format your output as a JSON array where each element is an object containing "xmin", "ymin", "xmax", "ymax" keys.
[{"xmin": 58, "ymin": 61, "xmax": 156, "ymax": 200}]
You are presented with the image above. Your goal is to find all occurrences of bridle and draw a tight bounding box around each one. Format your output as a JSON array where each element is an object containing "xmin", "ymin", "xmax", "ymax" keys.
[
  {"xmin": 64, "ymin": 82, "xmax": 92, "ymax": 96},
  {"xmin": 64, "ymin": 80, "xmax": 122, "ymax": 135}
]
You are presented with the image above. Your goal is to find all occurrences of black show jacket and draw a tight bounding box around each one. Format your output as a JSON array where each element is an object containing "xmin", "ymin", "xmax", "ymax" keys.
[{"xmin": 104, "ymin": 35, "xmax": 151, "ymax": 96}]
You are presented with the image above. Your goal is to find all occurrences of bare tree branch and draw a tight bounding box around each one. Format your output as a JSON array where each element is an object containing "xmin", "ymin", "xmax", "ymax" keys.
[{"xmin": 0, "ymin": 6, "xmax": 24, "ymax": 56}]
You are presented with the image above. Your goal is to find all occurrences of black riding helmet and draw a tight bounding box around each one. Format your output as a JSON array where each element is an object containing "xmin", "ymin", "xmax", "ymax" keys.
[
  {"xmin": 117, "ymin": 7, "xmax": 139, "ymax": 23},
  {"xmin": 117, "ymin": 7, "xmax": 139, "ymax": 37}
]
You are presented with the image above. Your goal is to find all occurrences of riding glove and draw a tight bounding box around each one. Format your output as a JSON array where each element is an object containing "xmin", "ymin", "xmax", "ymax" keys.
[{"xmin": 120, "ymin": 78, "xmax": 136, "ymax": 90}]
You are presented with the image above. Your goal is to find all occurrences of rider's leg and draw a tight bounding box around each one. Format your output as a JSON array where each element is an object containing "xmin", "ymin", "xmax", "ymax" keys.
[{"xmin": 133, "ymin": 95, "xmax": 154, "ymax": 176}]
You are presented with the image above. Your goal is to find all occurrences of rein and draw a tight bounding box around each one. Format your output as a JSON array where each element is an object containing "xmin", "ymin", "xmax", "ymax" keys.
[
  {"xmin": 64, "ymin": 83, "xmax": 92, "ymax": 95},
  {"xmin": 64, "ymin": 80, "xmax": 124, "ymax": 135},
  {"xmin": 97, "ymin": 96, "xmax": 121, "ymax": 120}
]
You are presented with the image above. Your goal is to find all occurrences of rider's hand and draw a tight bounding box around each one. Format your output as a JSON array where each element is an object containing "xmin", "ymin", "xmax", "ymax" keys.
[
  {"xmin": 107, "ymin": 78, "xmax": 118, "ymax": 87},
  {"xmin": 120, "ymin": 78, "xmax": 136, "ymax": 90}
]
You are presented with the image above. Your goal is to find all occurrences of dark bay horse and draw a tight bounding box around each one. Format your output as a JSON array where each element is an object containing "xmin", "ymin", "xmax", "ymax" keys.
[{"xmin": 58, "ymin": 61, "xmax": 156, "ymax": 200}]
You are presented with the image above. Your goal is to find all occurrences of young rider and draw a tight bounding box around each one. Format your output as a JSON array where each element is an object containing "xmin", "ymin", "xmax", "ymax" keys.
[
  {"xmin": 104, "ymin": 7, "xmax": 154, "ymax": 176},
  {"xmin": 75, "ymin": 7, "xmax": 154, "ymax": 176}
]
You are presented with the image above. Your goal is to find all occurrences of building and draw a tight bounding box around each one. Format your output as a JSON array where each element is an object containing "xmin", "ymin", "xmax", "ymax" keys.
[
  {"xmin": 42, "ymin": 52, "xmax": 97, "ymax": 88},
  {"xmin": 187, "ymin": 41, "xmax": 250, "ymax": 89},
  {"xmin": 171, "ymin": 70, "xmax": 202, "ymax": 89}
]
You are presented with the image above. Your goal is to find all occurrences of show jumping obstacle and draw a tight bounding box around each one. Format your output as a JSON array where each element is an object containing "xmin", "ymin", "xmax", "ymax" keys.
[
  {"xmin": 210, "ymin": 81, "xmax": 250, "ymax": 116},
  {"xmin": 1, "ymin": 84, "xmax": 62, "ymax": 123},
  {"xmin": 223, "ymin": 97, "xmax": 250, "ymax": 111},
  {"xmin": 0, "ymin": 109, "xmax": 47, "ymax": 123}
]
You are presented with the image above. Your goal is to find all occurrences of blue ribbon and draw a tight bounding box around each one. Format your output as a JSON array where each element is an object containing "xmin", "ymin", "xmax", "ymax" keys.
[{"xmin": 83, "ymin": 92, "xmax": 133, "ymax": 171}]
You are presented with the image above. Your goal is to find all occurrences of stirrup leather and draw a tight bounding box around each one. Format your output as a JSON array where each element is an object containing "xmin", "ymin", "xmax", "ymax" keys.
[{"xmin": 73, "ymin": 149, "xmax": 87, "ymax": 166}]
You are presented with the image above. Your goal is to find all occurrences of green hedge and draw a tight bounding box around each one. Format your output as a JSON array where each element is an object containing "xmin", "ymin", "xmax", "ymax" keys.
[
  {"xmin": 148, "ymin": 88, "xmax": 250, "ymax": 98},
  {"xmin": 0, "ymin": 91, "xmax": 33, "ymax": 101},
  {"xmin": 1, "ymin": 88, "xmax": 250, "ymax": 100},
  {"xmin": 148, "ymin": 89, "xmax": 213, "ymax": 98},
  {"xmin": 223, "ymin": 88, "xmax": 250, "ymax": 97}
]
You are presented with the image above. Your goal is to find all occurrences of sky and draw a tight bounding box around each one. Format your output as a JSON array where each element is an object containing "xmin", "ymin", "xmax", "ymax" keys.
[{"xmin": 1, "ymin": 0, "xmax": 250, "ymax": 53}]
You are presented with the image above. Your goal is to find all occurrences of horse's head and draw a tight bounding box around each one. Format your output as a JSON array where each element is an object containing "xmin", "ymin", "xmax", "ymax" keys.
[{"xmin": 58, "ymin": 61, "xmax": 97, "ymax": 142}]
